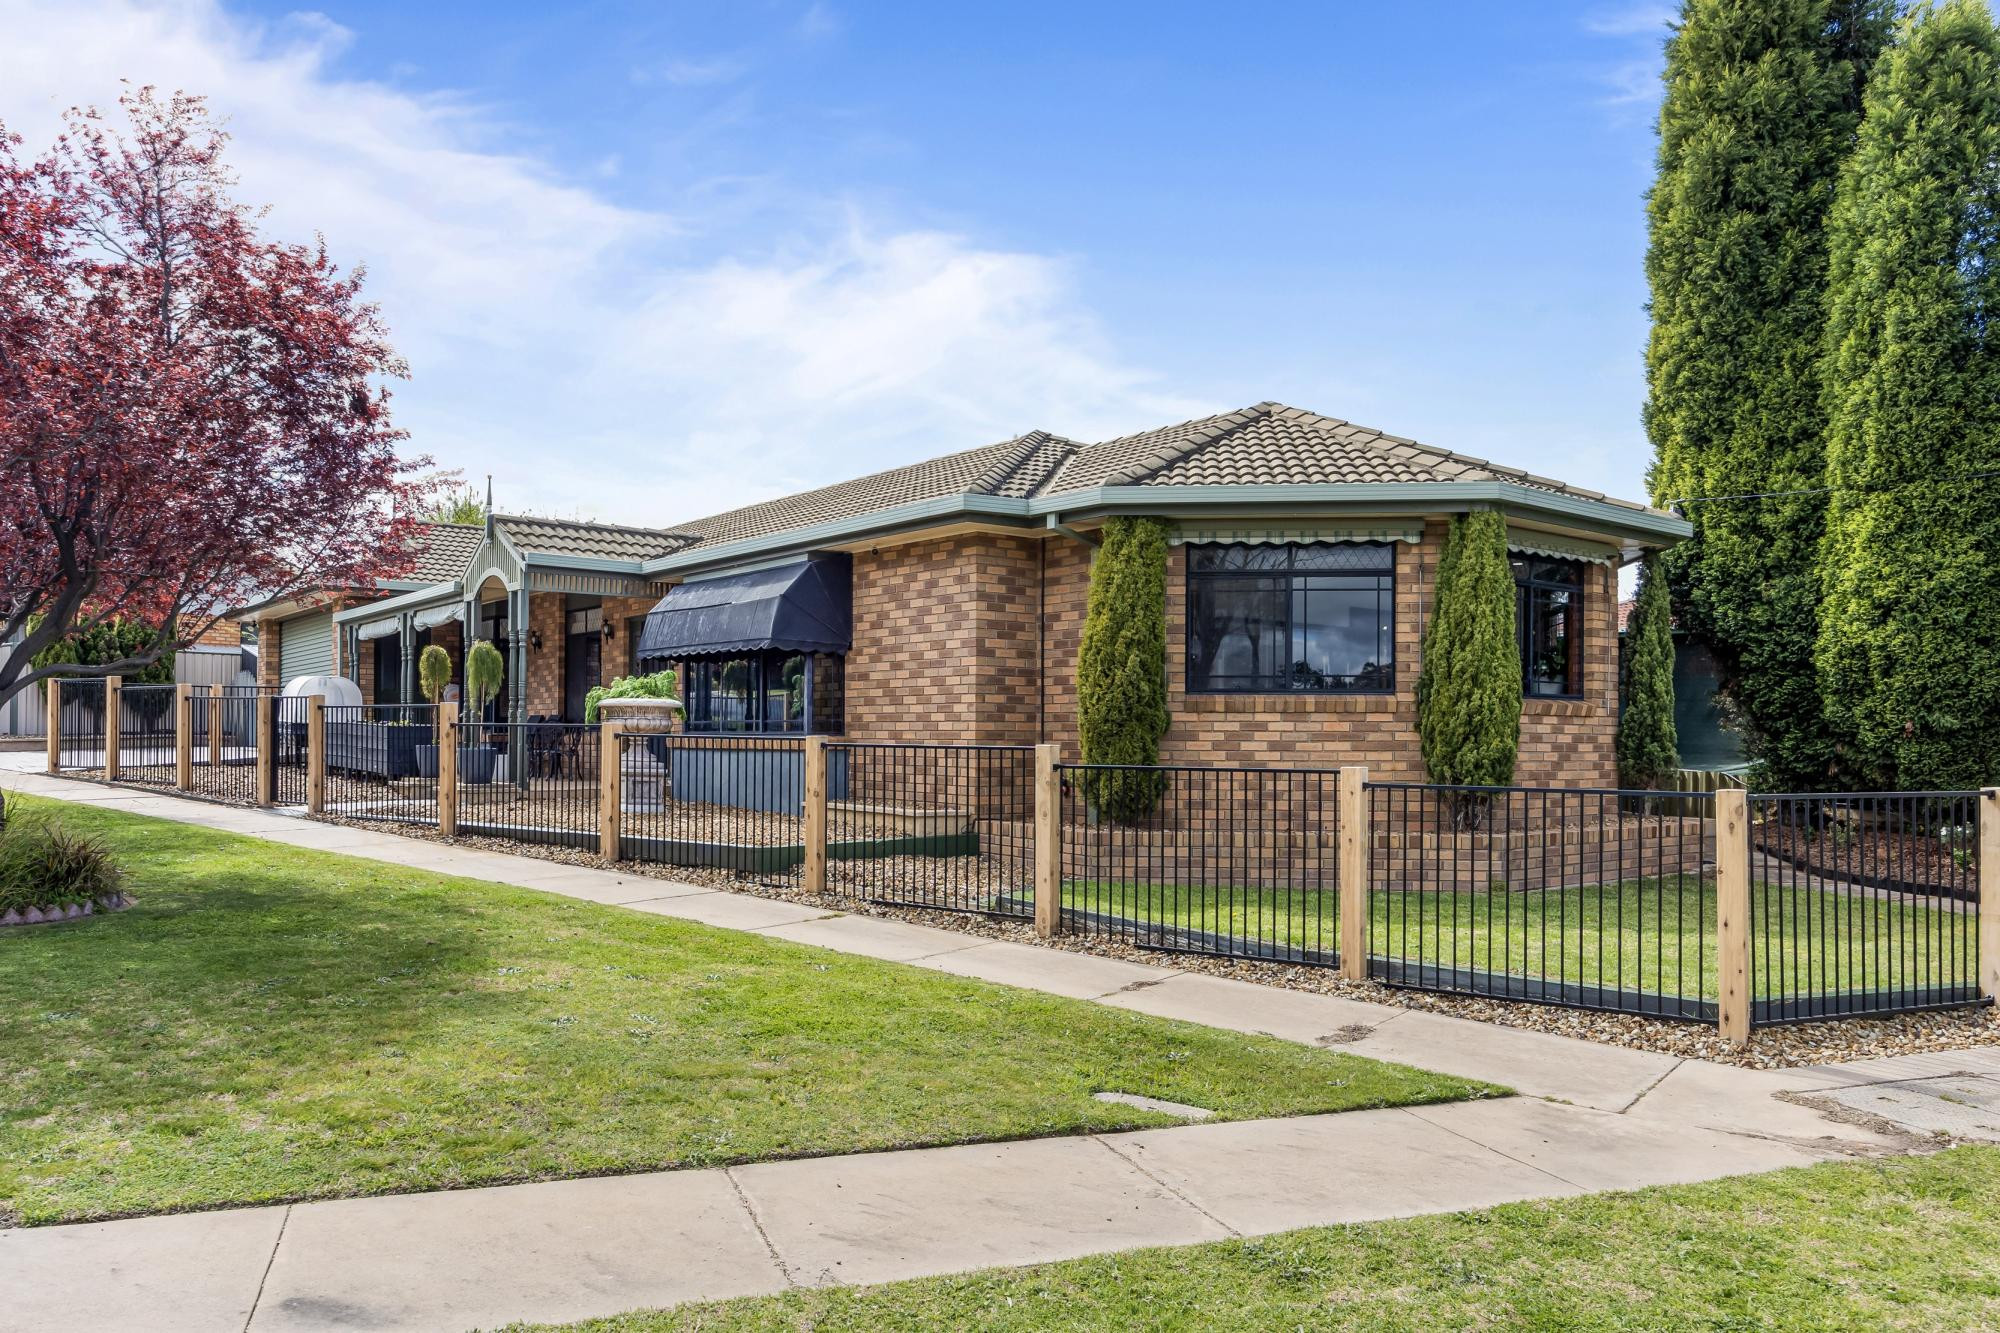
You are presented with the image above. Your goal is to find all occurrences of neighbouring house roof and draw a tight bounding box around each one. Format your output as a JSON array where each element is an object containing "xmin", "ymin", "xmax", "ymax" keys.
[
  {"xmin": 660, "ymin": 401, "xmax": 1677, "ymax": 559},
  {"xmin": 493, "ymin": 513, "xmax": 691, "ymax": 562},
  {"xmin": 407, "ymin": 523, "xmax": 486, "ymax": 585}
]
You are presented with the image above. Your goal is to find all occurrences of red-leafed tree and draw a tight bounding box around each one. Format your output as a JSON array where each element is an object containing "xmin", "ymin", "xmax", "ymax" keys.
[{"xmin": 0, "ymin": 87, "xmax": 428, "ymax": 706}]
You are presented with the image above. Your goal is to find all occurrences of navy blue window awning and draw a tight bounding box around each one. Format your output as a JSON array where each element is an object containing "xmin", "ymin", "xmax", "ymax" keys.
[{"xmin": 637, "ymin": 556, "xmax": 852, "ymax": 663}]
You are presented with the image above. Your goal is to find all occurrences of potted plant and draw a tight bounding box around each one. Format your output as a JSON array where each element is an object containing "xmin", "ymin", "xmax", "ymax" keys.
[
  {"xmin": 413, "ymin": 643, "xmax": 454, "ymax": 779},
  {"xmin": 458, "ymin": 639, "xmax": 506, "ymax": 784}
]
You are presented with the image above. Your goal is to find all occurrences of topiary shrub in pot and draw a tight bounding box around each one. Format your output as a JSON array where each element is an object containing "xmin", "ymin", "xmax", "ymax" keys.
[
  {"xmin": 414, "ymin": 643, "xmax": 455, "ymax": 779},
  {"xmin": 459, "ymin": 640, "xmax": 506, "ymax": 784}
]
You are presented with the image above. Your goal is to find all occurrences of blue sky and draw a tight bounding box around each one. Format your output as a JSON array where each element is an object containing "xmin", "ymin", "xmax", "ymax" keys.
[{"xmin": 2, "ymin": 1, "xmax": 1676, "ymax": 525}]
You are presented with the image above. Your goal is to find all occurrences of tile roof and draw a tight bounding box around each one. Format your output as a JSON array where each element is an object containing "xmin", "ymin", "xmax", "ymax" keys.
[
  {"xmin": 495, "ymin": 514, "xmax": 691, "ymax": 562},
  {"xmin": 669, "ymin": 431, "xmax": 1086, "ymax": 549},
  {"xmin": 407, "ymin": 523, "xmax": 485, "ymax": 585},
  {"xmin": 661, "ymin": 401, "xmax": 1668, "ymax": 556}
]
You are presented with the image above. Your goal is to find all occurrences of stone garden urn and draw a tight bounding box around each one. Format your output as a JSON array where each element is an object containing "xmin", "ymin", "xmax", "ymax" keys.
[{"xmin": 599, "ymin": 697, "xmax": 680, "ymax": 813}]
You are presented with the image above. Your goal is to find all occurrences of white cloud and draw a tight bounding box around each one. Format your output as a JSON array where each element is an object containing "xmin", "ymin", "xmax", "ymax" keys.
[
  {"xmin": 0, "ymin": 0, "xmax": 1187, "ymax": 525},
  {"xmin": 1581, "ymin": 3, "xmax": 1676, "ymax": 39}
]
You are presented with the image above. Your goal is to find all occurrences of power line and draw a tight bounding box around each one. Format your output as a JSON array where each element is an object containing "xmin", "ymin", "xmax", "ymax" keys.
[{"xmin": 1669, "ymin": 468, "xmax": 2000, "ymax": 513}]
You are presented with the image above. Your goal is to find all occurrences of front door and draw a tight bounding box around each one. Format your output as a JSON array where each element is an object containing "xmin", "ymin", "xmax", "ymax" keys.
[{"xmin": 564, "ymin": 630, "xmax": 600, "ymax": 720}]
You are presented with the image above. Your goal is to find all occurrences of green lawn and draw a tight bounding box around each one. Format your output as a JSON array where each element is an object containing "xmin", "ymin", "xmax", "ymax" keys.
[
  {"xmin": 0, "ymin": 795, "xmax": 1494, "ymax": 1226},
  {"xmin": 1069, "ymin": 879, "xmax": 1977, "ymax": 1000},
  {"xmin": 521, "ymin": 1147, "xmax": 2000, "ymax": 1332}
]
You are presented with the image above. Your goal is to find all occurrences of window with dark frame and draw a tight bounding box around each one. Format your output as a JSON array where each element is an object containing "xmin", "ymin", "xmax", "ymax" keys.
[
  {"xmin": 1185, "ymin": 542, "xmax": 1396, "ymax": 694},
  {"xmin": 1512, "ymin": 556, "xmax": 1585, "ymax": 698},
  {"xmin": 682, "ymin": 650, "xmax": 845, "ymax": 734}
]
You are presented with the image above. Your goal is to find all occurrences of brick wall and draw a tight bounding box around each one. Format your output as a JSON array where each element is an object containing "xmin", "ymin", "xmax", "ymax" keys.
[
  {"xmin": 188, "ymin": 619, "xmax": 241, "ymax": 648},
  {"xmin": 845, "ymin": 534, "xmax": 1042, "ymax": 745},
  {"xmin": 839, "ymin": 521, "xmax": 1619, "ymax": 788},
  {"xmin": 254, "ymin": 617, "xmax": 280, "ymax": 689},
  {"xmin": 525, "ymin": 593, "xmax": 564, "ymax": 718}
]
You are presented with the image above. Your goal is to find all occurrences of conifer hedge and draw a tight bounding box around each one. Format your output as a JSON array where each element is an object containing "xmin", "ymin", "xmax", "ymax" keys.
[
  {"xmin": 1816, "ymin": 0, "xmax": 2000, "ymax": 790},
  {"xmin": 1075, "ymin": 516, "xmax": 1171, "ymax": 821},
  {"xmin": 1415, "ymin": 511, "xmax": 1520, "ymax": 788},
  {"xmin": 1644, "ymin": 0, "xmax": 1890, "ymax": 789}
]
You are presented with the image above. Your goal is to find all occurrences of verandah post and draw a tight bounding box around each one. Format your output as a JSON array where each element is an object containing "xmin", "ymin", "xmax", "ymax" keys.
[
  {"xmin": 1033, "ymin": 742, "xmax": 1061, "ymax": 939},
  {"xmin": 103, "ymin": 676, "xmax": 122, "ymax": 781},
  {"xmin": 598, "ymin": 722, "xmax": 623, "ymax": 861},
  {"xmin": 1979, "ymin": 788, "xmax": 1999, "ymax": 1003},
  {"xmin": 44, "ymin": 678, "xmax": 60, "ymax": 774},
  {"xmin": 1338, "ymin": 765, "xmax": 1369, "ymax": 982},
  {"xmin": 306, "ymin": 695, "xmax": 326, "ymax": 815},
  {"xmin": 175, "ymin": 683, "xmax": 194, "ymax": 790},
  {"xmin": 803, "ymin": 734, "xmax": 828, "ymax": 893},
  {"xmin": 1715, "ymin": 788, "xmax": 1752, "ymax": 1045},
  {"xmin": 438, "ymin": 700, "xmax": 460, "ymax": 836},
  {"xmin": 254, "ymin": 688, "xmax": 274, "ymax": 807}
]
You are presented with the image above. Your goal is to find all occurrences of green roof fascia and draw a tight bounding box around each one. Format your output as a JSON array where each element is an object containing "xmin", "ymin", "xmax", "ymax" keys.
[
  {"xmin": 638, "ymin": 483, "xmax": 1687, "ymax": 577},
  {"xmin": 331, "ymin": 581, "xmax": 462, "ymax": 626},
  {"xmin": 1036, "ymin": 483, "xmax": 1692, "ymax": 547}
]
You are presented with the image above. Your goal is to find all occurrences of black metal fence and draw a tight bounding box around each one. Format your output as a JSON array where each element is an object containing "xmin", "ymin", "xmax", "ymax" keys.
[
  {"xmin": 829, "ymin": 743, "xmax": 1034, "ymax": 916},
  {"xmin": 185, "ymin": 686, "xmax": 270, "ymax": 804},
  {"xmin": 52, "ymin": 681, "xmax": 107, "ymax": 772},
  {"xmin": 1749, "ymin": 791, "xmax": 1982, "ymax": 1024},
  {"xmin": 262, "ymin": 692, "xmax": 313, "ymax": 806},
  {"xmin": 1366, "ymin": 784, "xmax": 1717, "ymax": 1021},
  {"xmin": 454, "ymin": 721, "xmax": 602, "ymax": 849},
  {"xmin": 118, "ymin": 684, "xmax": 180, "ymax": 787},
  {"xmin": 618, "ymin": 732, "xmax": 806, "ymax": 880},
  {"xmin": 319, "ymin": 703, "xmax": 443, "ymax": 827},
  {"xmin": 1055, "ymin": 763, "xmax": 1339, "ymax": 962}
]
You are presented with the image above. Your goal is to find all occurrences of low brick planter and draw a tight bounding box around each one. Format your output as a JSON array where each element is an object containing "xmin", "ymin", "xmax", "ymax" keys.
[{"xmin": 0, "ymin": 893, "xmax": 133, "ymax": 928}]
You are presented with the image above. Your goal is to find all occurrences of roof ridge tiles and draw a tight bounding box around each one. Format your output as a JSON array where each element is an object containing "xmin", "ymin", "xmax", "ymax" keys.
[{"xmin": 1097, "ymin": 402, "xmax": 1275, "ymax": 487}]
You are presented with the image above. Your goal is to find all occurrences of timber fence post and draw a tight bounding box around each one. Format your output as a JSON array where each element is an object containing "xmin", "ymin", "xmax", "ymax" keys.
[
  {"xmin": 1338, "ymin": 765, "xmax": 1369, "ymax": 982},
  {"xmin": 599, "ymin": 723, "xmax": 623, "ymax": 861},
  {"xmin": 175, "ymin": 684, "xmax": 193, "ymax": 790},
  {"xmin": 803, "ymin": 735, "xmax": 828, "ymax": 894},
  {"xmin": 1034, "ymin": 743, "xmax": 1061, "ymax": 939},
  {"xmin": 44, "ymin": 679, "xmax": 60, "ymax": 774},
  {"xmin": 438, "ymin": 701, "xmax": 459, "ymax": 836},
  {"xmin": 307, "ymin": 696, "xmax": 326, "ymax": 815},
  {"xmin": 104, "ymin": 676, "xmax": 122, "ymax": 781},
  {"xmin": 255, "ymin": 688, "xmax": 274, "ymax": 807},
  {"xmin": 1716, "ymin": 788, "xmax": 1752, "ymax": 1045}
]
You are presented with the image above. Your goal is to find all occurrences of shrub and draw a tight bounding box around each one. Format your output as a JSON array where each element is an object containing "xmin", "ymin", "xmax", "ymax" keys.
[
  {"xmin": 417, "ymin": 643, "xmax": 452, "ymax": 705},
  {"xmin": 0, "ymin": 815, "xmax": 123, "ymax": 913},
  {"xmin": 1416, "ymin": 510, "xmax": 1520, "ymax": 789},
  {"xmin": 584, "ymin": 669, "xmax": 681, "ymax": 724},
  {"xmin": 1076, "ymin": 516, "xmax": 1172, "ymax": 822},
  {"xmin": 464, "ymin": 640, "xmax": 505, "ymax": 717},
  {"xmin": 1617, "ymin": 554, "xmax": 1680, "ymax": 790}
]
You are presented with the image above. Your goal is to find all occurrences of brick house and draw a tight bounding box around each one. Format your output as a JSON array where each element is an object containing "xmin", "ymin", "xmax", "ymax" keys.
[
  {"xmin": 328, "ymin": 402, "xmax": 1688, "ymax": 786},
  {"xmin": 235, "ymin": 522, "xmax": 486, "ymax": 691}
]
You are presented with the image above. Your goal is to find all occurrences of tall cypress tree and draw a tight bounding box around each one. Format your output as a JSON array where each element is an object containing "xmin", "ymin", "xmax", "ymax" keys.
[
  {"xmin": 1416, "ymin": 510, "xmax": 1520, "ymax": 789},
  {"xmin": 1617, "ymin": 555, "xmax": 1680, "ymax": 789},
  {"xmin": 1076, "ymin": 516, "xmax": 1172, "ymax": 821},
  {"xmin": 1644, "ymin": 0, "xmax": 1891, "ymax": 789},
  {"xmin": 1818, "ymin": 0, "xmax": 2000, "ymax": 790}
]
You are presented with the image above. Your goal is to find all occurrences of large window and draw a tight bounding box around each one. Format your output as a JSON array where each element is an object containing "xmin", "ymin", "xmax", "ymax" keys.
[
  {"xmin": 1513, "ymin": 556, "xmax": 1585, "ymax": 698},
  {"xmin": 684, "ymin": 651, "xmax": 845, "ymax": 733},
  {"xmin": 1185, "ymin": 542, "xmax": 1396, "ymax": 694}
]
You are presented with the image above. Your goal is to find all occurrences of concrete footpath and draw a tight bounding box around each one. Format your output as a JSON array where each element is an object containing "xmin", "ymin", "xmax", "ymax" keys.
[{"xmin": 2, "ymin": 767, "xmax": 1994, "ymax": 1333}]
